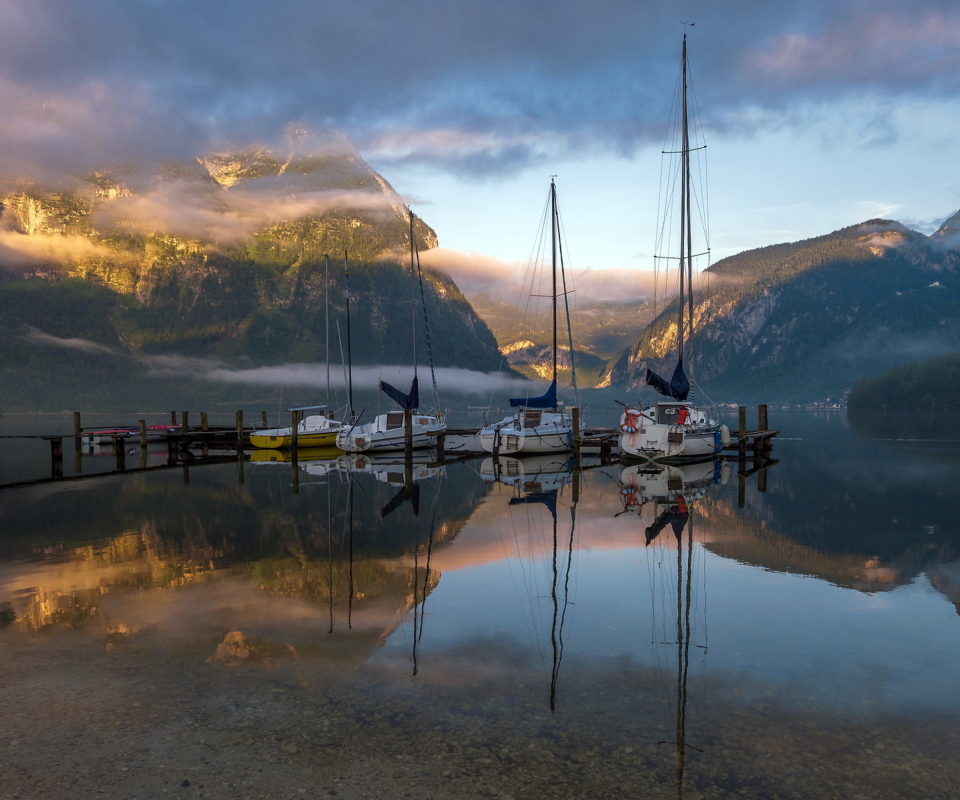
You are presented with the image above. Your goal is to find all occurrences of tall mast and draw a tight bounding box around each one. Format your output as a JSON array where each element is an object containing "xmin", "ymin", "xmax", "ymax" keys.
[
  {"xmin": 344, "ymin": 250, "xmax": 355, "ymax": 421},
  {"xmin": 551, "ymin": 178, "xmax": 558, "ymax": 391},
  {"xmin": 677, "ymin": 34, "xmax": 688, "ymax": 365},
  {"xmin": 324, "ymin": 253, "xmax": 330, "ymax": 411},
  {"xmin": 683, "ymin": 33, "xmax": 694, "ymax": 361},
  {"xmin": 409, "ymin": 209, "xmax": 418, "ymax": 379}
]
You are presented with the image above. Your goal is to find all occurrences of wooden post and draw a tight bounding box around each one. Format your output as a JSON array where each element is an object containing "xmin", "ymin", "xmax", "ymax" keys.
[
  {"xmin": 738, "ymin": 406, "xmax": 747, "ymax": 443},
  {"xmin": 237, "ymin": 450, "xmax": 245, "ymax": 484},
  {"xmin": 757, "ymin": 465, "xmax": 768, "ymax": 493},
  {"xmin": 201, "ymin": 412, "xmax": 209, "ymax": 432},
  {"xmin": 138, "ymin": 419, "xmax": 147, "ymax": 449},
  {"xmin": 738, "ymin": 468, "xmax": 746, "ymax": 509},
  {"xmin": 181, "ymin": 411, "xmax": 189, "ymax": 435},
  {"xmin": 404, "ymin": 408, "xmax": 413, "ymax": 464},
  {"xmin": 171, "ymin": 411, "xmax": 177, "ymax": 424},
  {"xmin": 758, "ymin": 403, "xmax": 768, "ymax": 434},
  {"xmin": 167, "ymin": 435, "xmax": 177, "ymax": 466},
  {"xmin": 183, "ymin": 464, "xmax": 190, "ymax": 485},
  {"xmin": 236, "ymin": 410, "xmax": 244, "ymax": 449},
  {"xmin": 435, "ymin": 432, "xmax": 447, "ymax": 464},
  {"xmin": 291, "ymin": 410, "xmax": 299, "ymax": 452},
  {"xmin": 73, "ymin": 412, "xmax": 82, "ymax": 452},
  {"xmin": 139, "ymin": 446, "xmax": 147, "ymax": 470},
  {"xmin": 50, "ymin": 437, "xmax": 63, "ymax": 479},
  {"xmin": 261, "ymin": 410, "xmax": 268, "ymax": 428}
]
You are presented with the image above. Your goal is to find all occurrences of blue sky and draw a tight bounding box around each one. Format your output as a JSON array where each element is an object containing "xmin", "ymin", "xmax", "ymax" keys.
[{"xmin": 2, "ymin": 0, "xmax": 960, "ymax": 289}]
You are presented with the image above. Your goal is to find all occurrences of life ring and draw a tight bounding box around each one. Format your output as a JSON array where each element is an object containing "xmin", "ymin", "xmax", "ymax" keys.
[{"xmin": 619, "ymin": 408, "xmax": 642, "ymax": 433}]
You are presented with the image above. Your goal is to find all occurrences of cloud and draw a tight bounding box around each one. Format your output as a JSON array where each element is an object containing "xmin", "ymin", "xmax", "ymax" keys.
[
  {"xmin": 0, "ymin": 230, "xmax": 113, "ymax": 270},
  {"xmin": 0, "ymin": 2, "xmax": 958, "ymax": 179},
  {"xmin": 18, "ymin": 325, "xmax": 115, "ymax": 355},
  {"xmin": 142, "ymin": 356, "xmax": 520, "ymax": 396},
  {"xmin": 420, "ymin": 247, "xmax": 663, "ymax": 302},
  {"xmin": 94, "ymin": 181, "xmax": 397, "ymax": 245}
]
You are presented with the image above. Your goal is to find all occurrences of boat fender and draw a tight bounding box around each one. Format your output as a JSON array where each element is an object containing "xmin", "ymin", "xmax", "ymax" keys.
[
  {"xmin": 720, "ymin": 424, "xmax": 731, "ymax": 447},
  {"xmin": 720, "ymin": 462, "xmax": 731, "ymax": 485}
]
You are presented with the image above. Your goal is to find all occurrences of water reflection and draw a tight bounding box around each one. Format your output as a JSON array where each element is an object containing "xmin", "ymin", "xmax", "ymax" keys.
[{"xmin": 3, "ymin": 413, "xmax": 960, "ymax": 799}]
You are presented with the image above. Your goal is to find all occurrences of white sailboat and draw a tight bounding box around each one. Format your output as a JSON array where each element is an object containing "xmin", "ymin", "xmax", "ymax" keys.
[
  {"xmin": 619, "ymin": 34, "xmax": 723, "ymax": 464},
  {"xmin": 479, "ymin": 179, "xmax": 584, "ymax": 455},
  {"xmin": 336, "ymin": 210, "xmax": 446, "ymax": 453}
]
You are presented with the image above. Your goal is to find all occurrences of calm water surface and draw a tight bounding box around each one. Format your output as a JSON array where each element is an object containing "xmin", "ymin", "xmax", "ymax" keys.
[{"xmin": 1, "ymin": 410, "xmax": 958, "ymax": 800}]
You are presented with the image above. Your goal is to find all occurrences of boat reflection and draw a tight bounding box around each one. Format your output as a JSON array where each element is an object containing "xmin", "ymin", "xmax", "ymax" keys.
[
  {"xmin": 619, "ymin": 460, "xmax": 716, "ymax": 798},
  {"xmin": 480, "ymin": 454, "xmax": 575, "ymax": 494}
]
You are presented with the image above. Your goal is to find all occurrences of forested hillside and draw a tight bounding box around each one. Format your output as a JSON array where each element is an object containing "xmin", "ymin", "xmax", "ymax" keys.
[
  {"xmin": 0, "ymin": 135, "xmax": 503, "ymax": 410},
  {"xmin": 609, "ymin": 216, "xmax": 960, "ymax": 402}
]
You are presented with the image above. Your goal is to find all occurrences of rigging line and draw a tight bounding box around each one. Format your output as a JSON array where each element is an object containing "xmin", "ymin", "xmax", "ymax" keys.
[
  {"xmin": 327, "ymin": 471, "xmax": 335, "ymax": 634},
  {"xmin": 414, "ymin": 243, "xmax": 441, "ymax": 412},
  {"xmin": 412, "ymin": 508, "xmax": 421, "ymax": 675},
  {"xmin": 554, "ymin": 199, "xmax": 580, "ymax": 405}
]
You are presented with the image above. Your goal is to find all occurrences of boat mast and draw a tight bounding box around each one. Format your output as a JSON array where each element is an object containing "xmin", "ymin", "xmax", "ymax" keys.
[
  {"xmin": 409, "ymin": 209, "xmax": 418, "ymax": 380},
  {"xmin": 551, "ymin": 178, "xmax": 558, "ymax": 401},
  {"xmin": 683, "ymin": 33, "xmax": 694, "ymax": 367},
  {"xmin": 677, "ymin": 34, "xmax": 689, "ymax": 367},
  {"xmin": 325, "ymin": 253, "xmax": 331, "ymax": 412},
  {"xmin": 344, "ymin": 250, "xmax": 355, "ymax": 422}
]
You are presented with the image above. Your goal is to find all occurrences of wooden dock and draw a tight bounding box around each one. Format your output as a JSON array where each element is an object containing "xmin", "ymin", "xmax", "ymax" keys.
[{"xmin": 1, "ymin": 404, "xmax": 779, "ymax": 492}]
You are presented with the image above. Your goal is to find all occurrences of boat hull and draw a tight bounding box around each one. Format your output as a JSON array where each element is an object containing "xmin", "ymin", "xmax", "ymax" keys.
[
  {"xmin": 479, "ymin": 428, "xmax": 574, "ymax": 455},
  {"xmin": 479, "ymin": 410, "xmax": 583, "ymax": 455},
  {"xmin": 619, "ymin": 423, "xmax": 720, "ymax": 464},
  {"xmin": 336, "ymin": 413, "xmax": 446, "ymax": 453},
  {"xmin": 249, "ymin": 430, "xmax": 339, "ymax": 449}
]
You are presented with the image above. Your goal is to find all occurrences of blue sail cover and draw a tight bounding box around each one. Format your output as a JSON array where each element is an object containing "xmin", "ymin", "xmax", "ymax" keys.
[
  {"xmin": 509, "ymin": 490, "xmax": 558, "ymax": 521},
  {"xmin": 645, "ymin": 360, "xmax": 690, "ymax": 402},
  {"xmin": 509, "ymin": 378, "xmax": 558, "ymax": 409},
  {"xmin": 379, "ymin": 376, "xmax": 419, "ymax": 410}
]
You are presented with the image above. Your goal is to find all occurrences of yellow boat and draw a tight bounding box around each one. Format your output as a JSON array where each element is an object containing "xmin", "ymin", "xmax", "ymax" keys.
[{"xmin": 249, "ymin": 414, "xmax": 345, "ymax": 449}]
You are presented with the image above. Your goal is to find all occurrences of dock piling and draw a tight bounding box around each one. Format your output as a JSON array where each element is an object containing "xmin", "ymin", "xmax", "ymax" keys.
[
  {"xmin": 138, "ymin": 420, "xmax": 147, "ymax": 449},
  {"xmin": 261, "ymin": 410, "xmax": 268, "ymax": 428},
  {"xmin": 291, "ymin": 410, "xmax": 299, "ymax": 452},
  {"xmin": 235, "ymin": 410, "xmax": 244, "ymax": 449},
  {"xmin": 738, "ymin": 406, "xmax": 747, "ymax": 443},
  {"xmin": 404, "ymin": 409, "xmax": 413, "ymax": 464},
  {"xmin": 73, "ymin": 412, "xmax": 82, "ymax": 452},
  {"xmin": 201, "ymin": 412, "xmax": 208, "ymax": 432},
  {"xmin": 50, "ymin": 437, "xmax": 63, "ymax": 479},
  {"xmin": 181, "ymin": 411, "xmax": 189, "ymax": 436}
]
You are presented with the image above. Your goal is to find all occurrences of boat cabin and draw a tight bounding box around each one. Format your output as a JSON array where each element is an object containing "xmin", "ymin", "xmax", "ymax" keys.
[{"xmin": 655, "ymin": 402, "xmax": 690, "ymax": 426}]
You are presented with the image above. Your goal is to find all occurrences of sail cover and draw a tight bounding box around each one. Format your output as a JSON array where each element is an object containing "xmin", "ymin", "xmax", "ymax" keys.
[
  {"xmin": 379, "ymin": 376, "xmax": 419, "ymax": 410},
  {"xmin": 645, "ymin": 360, "xmax": 690, "ymax": 401},
  {"xmin": 509, "ymin": 378, "xmax": 557, "ymax": 409}
]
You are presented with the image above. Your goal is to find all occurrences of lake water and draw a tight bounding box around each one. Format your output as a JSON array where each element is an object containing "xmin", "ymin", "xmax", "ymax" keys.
[{"xmin": 1, "ymin": 410, "xmax": 959, "ymax": 800}]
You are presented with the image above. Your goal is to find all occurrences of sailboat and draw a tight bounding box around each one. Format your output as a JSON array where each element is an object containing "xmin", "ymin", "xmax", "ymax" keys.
[
  {"xmin": 479, "ymin": 178, "xmax": 585, "ymax": 455},
  {"xmin": 335, "ymin": 210, "xmax": 446, "ymax": 453},
  {"xmin": 618, "ymin": 34, "xmax": 723, "ymax": 464}
]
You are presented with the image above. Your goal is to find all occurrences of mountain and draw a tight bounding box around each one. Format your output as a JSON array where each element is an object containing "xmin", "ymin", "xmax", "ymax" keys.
[
  {"xmin": 0, "ymin": 132, "xmax": 503, "ymax": 410},
  {"xmin": 468, "ymin": 293, "xmax": 656, "ymax": 388},
  {"xmin": 608, "ymin": 216, "xmax": 960, "ymax": 402}
]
